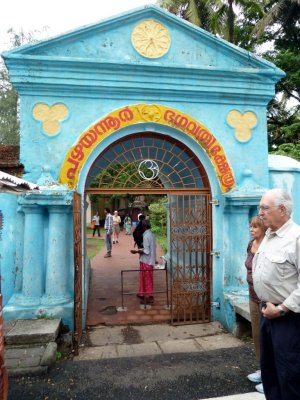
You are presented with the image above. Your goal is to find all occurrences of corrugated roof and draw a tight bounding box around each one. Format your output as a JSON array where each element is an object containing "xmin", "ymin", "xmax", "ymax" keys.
[{"xmin": 0, "ymin": 171, "xmax": 39, "ymax": 192}]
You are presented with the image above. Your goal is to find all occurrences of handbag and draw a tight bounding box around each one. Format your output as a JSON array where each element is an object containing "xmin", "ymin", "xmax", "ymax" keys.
[{"xmin": 90, "ymin": 221, "xmax": 95, "ymax": 229}]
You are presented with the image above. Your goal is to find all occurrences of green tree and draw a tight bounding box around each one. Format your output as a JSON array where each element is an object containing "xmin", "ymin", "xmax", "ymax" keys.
[
  {"xmin": 0, "ymin": 28, "xmax": 44, "ymax": 145},
  {"xmin": 272, "ymin": 142, "xmax": 300, "ymax": 162},
  {"xmin": 0, "ymin": 67, "xmax": 19, "ymax": 144},
  {"xmin": 159, "ymin": 0, "xmax": 300, "ymax": 160},
  {"xmin": 158, "ymin": 0, "xmax": 264, "ymax": 44},
  {"xmin": 210, "ymin": 0, "xmax": 264, "ymax": 44},
  {"xmin": 158, "ymin": 0, "xmax": 215, "ymax": 31},
  {"xmin": 253, "ymin": 1, "xmax": 300, "ymax": 157},
  {"xmin": 148, "ymin": 197, "xmax": 168, "ymax": 252}
]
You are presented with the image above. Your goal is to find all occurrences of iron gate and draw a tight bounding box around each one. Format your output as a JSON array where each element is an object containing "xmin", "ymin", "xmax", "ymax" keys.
[
  {"xmin": 170, "ymin": 191, "xmax": 212, "ymax": 325},
  {"xmin": 73, "ymin": 192, "xmax": 82, "ymax": 355}
]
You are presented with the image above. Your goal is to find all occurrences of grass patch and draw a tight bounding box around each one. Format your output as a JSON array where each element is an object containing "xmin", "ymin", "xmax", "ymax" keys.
[
  {"xmin": 86, "ymin": 227, "xmax": 105, "ymax": 259},
  {"xmin": 155, "ymin": 235, "xmax": 168, "ymax": 253}
]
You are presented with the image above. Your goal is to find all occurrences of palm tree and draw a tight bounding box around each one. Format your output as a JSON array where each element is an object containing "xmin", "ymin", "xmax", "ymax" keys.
[
  {"xmin": 157, "ymin": 0, "xmax": 216, "ymax": 32},
  {"xmin": 158, "ymin": 0, "xmax": 264, "ymax": 44},
  {"xmin": 210, "ymin": 0, "xmax": 264, "ymax": 43},
  {"xmin": 253, "ymin": 0, "xmax": 300, "ymax": 38}
]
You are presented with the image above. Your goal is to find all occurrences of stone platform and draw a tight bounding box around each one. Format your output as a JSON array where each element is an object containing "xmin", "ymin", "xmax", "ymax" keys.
[{"xmin": 4, "ymin": 318, "xmax": 61, "ymax": 376}]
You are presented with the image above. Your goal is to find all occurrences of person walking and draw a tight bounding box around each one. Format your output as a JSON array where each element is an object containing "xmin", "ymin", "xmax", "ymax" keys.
[
  {"xmin": 112, "ymin": 210, "xmax": 121, "ymax": 244},
  {"xmin": 124, "ymin": 214, "xmax": 132, "ymax": 235},
  {"xmin": 92, "ymin": 211, "xmax": 101, "ymax": 237},
  {"xmin": 253, "ymin": 188, "xmax": 300, "ymax": 400},
  {"xmin": 104, "ymin": 207, "xmax": 113, "ymax": 258},
  {"xmin": 244, "ymin": 216, "xmax": 266, "ymax": 394},
  {"xmin": 131, "ymin": 219, "xmax": 156, "ymax": 304}
]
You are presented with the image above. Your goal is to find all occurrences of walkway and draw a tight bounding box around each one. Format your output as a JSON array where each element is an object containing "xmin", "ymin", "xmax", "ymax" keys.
[
  {"xmin": 86, "ymin": 230, "xmax": 171, "ymax": 327},
  {"xmin": 76, "ymin": 322, "xmax": 265, "ymax": 400}
]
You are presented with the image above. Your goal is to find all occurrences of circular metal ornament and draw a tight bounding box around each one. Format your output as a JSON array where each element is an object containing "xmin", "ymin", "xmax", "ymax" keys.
[
  {"xmin": 131, "ymin": 20, "xmax": 171, "ymax": 58},
  {"xmin": 138, "ymin": 159, "xmax": 159, "ymax": 180}
]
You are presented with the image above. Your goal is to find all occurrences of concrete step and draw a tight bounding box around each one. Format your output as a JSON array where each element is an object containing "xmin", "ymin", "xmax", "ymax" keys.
[
  {"xmin": 76, "ymin": 322, "xmax": 244, "ymax": 361},
  {"xmin": 4, "ymin": 318, "xmax": 61, "ymax": 345},
  {"xmin": 4, "ymin": 319, "xmax": 62, "ymax": 376}
]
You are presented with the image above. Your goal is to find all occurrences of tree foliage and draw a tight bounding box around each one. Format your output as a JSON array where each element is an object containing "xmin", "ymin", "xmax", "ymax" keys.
[
  {"xmin": 159, "ymin": 0, "xmax": 300, "ymax": 160},
  {"xmin": 0, "ymin": 67, "xmax": 19, "ymax": 145},
  {"xmin": 256, "ymin": 0, "xmax": 300, "ymax": 155},
  {"xmin": 158, "ymin": 0, "xmax": 264, "ymax": 45},
  {"xmin": 148, "ymin": 197, "xmax": 168, "ymax": 252},
  {"xmin": 0, "ymin": 28, "xmax": 44, "ymax": 145}
]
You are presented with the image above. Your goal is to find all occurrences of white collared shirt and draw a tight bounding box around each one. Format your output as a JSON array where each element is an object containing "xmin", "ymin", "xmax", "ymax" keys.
[{"xmin": 253, "ymin": 219, "xmax": 300, "ymax": 312}]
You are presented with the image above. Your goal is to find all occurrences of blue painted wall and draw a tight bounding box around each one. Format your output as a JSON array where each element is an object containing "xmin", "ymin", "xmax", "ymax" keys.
[{"xmin": 1, "ymin": 5, "xmax": 291, "ymax": 332}]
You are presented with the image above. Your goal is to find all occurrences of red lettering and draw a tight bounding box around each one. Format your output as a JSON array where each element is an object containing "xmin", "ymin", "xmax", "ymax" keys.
[
  {"xmin": 95, "ymin": 116, "xmax": 120, "ymax": 133},
  {"xmin": 198, "ymin": 130, "xmax": 212, "ymax": 145},
  {"xmin": 164, "ymin": 110, "xmax": 175, "ymax": 123},
  {"xmin": 221, "ymin": 172, "xmax": 235, "ymax": 188},
  {"xmin": 206, "ymin": 136, "xmax": 216, "ymax": 149},
  {"xmin": 119, "ymin": 106, "xmax": 134, "ymax": 122},
  {"xmin": 71, "ymin": 144, "xmax": 84, "ymax": 161},
  {"xmin": 66, "ymin": 158, "xmax": 79, "ymax": 179},
  {"xmin": 210, "ymin": 145, "xmax": 221, "ymax": 156},
  {"xmin": 186, "ymin": 121, "xmax": 198, "ymax": 134},
  {"xmin": 94, "ymin": 122, "xmax": 105, "ymax": 135},
  {"xmin": 214, "ymin": 155, "xmax": 226, "ymax": 164},
  {"xmin": 80, "ymin": 130, "xmax": 98, "ymax": 148},
  {"xmin": 174, "ymin": 115, "xmax": 188, "ymax": 128},
  {"xmin": 218, "ymin": 163, "xmax": 230, "ymax": 174}
]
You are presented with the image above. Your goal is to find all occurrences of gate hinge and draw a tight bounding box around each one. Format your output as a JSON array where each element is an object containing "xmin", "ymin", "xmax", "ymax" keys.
[
  {"xmin": 210, "ymin": 250, "xmax": 220, "ymax": 257},
  {"xmin": 211, "ymin": 301, "xmax": 220, "ymax": 309},
  {"xmin": 209, "ymin": 198, "xmax": 219, "ymax": 206}
]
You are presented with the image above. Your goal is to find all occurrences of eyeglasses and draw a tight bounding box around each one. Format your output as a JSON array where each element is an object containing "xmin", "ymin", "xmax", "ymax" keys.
[
  {"xmin": 258, "ymin": 205, "xmax": 280, "ymax": 213},
  {"xmin": 258, "ymin": 206, "xmax": 271, "ymax": 212}
]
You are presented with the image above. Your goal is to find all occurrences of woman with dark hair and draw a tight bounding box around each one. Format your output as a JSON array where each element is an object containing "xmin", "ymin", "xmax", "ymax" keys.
[
  {"xmin": 131, "ymin": 219, "xmax": 156, "ymax": 304},
  {"xmin": 133, "ymin": 214, "xmax": 146, "ymax": 249},
  {"xmin": 245, "ymin": 215, "xmax": 267, "ymax": 393}
]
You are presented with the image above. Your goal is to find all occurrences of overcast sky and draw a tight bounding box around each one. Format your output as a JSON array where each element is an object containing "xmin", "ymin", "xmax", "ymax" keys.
[{"xmin": 0, "ymin": 0, "xmax": 157, "ymax": 52}]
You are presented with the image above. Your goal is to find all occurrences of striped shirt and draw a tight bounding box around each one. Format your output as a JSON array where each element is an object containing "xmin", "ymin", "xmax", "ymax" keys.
[{"xmin": 104, "ymin": 213, "xmax": 113, "ymax": 233}]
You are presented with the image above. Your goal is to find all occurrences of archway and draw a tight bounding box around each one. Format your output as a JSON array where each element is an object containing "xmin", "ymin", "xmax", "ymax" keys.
[{"xmin": 84, "ymin": 131, "xmax": 212, "ymax": 326}]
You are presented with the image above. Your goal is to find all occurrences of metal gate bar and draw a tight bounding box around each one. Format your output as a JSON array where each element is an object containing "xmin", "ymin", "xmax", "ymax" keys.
[{"xmin": 170, "ymin": 191, "xmax": 212, "ymax": 325}]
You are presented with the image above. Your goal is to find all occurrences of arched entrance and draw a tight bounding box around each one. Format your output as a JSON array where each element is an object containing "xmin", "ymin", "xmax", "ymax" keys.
[{"xmin": 84, "ymin": 132, "xmax": 212, "ymax": 326}]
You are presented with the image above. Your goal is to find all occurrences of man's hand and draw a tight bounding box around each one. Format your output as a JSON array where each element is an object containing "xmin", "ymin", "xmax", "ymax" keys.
[{"xmin": 262, "ymin": 302, "xmax": 288, "ymax": 319}]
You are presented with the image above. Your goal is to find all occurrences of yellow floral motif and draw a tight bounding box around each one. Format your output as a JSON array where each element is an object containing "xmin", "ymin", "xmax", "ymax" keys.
[
  {"xmin": 139, "ymin": 105, "xmax": 162, "ymax": 121},
  {"xmin": 32, "ymin": 103, "xmax": 69, "ymax": 135},
  {"xmin": 227, "ymin": 110, "xmax": 257, "ymax": 142},
  {"xmin": 131, "ymin": 20, "xmax": 171, "ymax": 58}
]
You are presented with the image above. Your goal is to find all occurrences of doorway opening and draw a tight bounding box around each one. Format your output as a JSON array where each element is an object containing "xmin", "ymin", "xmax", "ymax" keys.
[
  {"xmin": 82, "ymin": 132, "xmax": 212, "ymax": 327},
  {"xmin": 85, "ymin": 192, "xmax": 169, "ymax": 327}
]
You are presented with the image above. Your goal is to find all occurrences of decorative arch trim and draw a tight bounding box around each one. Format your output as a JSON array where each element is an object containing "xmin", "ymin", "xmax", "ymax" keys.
[{"xmin": 58, "ymin": 104, "xmax": 235, "ymax": 192}]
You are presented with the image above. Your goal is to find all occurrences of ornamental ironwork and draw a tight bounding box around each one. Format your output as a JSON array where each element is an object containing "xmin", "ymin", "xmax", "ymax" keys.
[{"xmin": 86, "ymin": 133, "xmax": 209, "ymax": 190}]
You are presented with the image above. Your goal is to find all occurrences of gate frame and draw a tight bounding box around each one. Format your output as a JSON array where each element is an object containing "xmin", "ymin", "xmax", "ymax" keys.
[
  {"xmin": 84, "ymin": 187, "xmax": 213, "ymax": 326},
  {"xmin": 73, "ymin": 192, "xmax": 82, "ymax": 355}
]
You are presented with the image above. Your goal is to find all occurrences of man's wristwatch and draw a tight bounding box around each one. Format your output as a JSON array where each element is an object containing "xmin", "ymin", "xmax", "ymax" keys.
[{"xmin": 276, "ymin": 305, "xmax": 286, "ymax": 317}]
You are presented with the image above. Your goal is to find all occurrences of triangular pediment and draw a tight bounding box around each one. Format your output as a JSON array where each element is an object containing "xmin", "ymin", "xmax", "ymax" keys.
[{"xmin": 2, "ymin": 5, "xmax": 283, "ymax": 76}]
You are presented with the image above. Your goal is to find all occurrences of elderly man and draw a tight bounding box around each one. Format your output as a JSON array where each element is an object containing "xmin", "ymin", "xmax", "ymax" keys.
[{"xmin": 253, "ymin": 188, "xmax": 300, "ymax": 399}]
